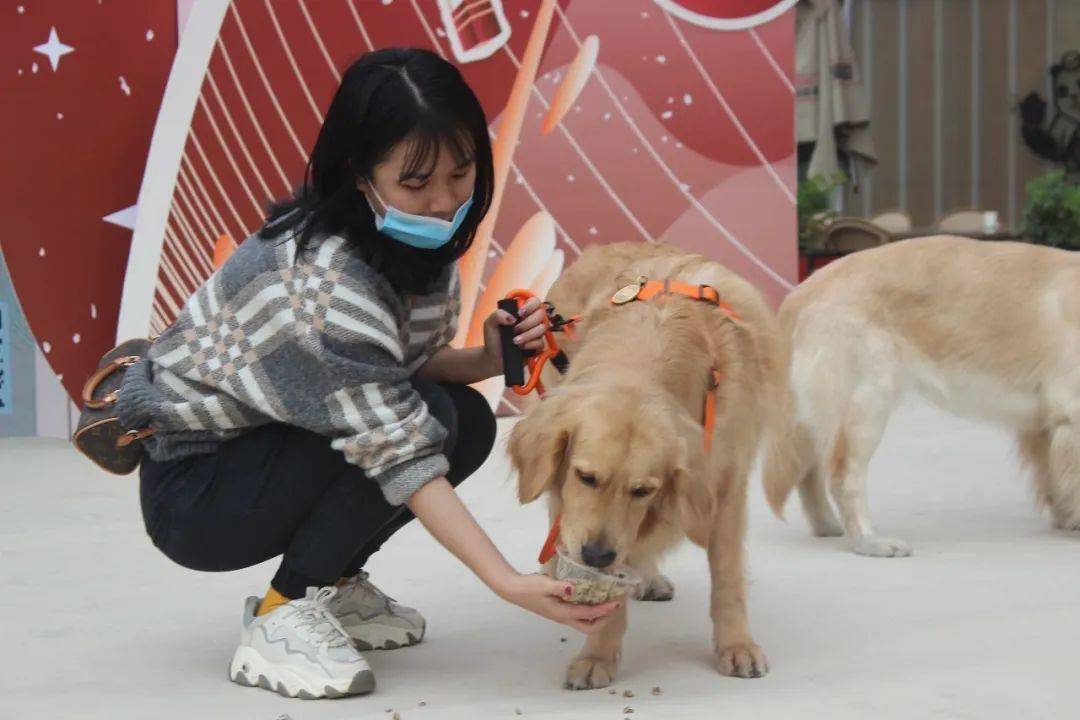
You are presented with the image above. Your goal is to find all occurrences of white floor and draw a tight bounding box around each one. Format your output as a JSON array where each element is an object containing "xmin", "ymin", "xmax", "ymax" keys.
[{"xmin": 2, "ymin": 397, "xmax": 1078, "ymax": 720}]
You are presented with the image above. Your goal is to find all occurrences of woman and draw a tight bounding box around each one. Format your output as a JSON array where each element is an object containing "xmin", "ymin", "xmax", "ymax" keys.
[{"xmin": 117, "ymin": 48, "xmax": 618, "ymax": 699}]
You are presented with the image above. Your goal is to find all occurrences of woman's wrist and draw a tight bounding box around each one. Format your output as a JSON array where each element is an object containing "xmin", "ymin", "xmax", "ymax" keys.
[
  {"xmin": 485, "ymin": 566, "xmax": 522, "ymax": 600},
  {"xmin": 481, "ymin": 344, "xmax": 503, "ymax": 379}
]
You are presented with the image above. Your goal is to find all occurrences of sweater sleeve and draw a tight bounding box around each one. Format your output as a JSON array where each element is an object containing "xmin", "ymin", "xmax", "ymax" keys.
[
  {"xmin": 321, "ymin": 348, "xmax": 450, "ymax": 505},
  {"xmin": 406, "ymin": 266, "xmax": 461, "ymax": 374},
  {"xmin": 308, "ymin": 261, "xmax": 450, "ymax": 505}
]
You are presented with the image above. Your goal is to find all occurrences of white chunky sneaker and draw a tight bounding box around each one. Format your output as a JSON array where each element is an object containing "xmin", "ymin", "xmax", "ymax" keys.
[
  {"xmin": 328, "ymin": 571, "xmax": 426, "ymax": 651},
  {"xmin": 229, "ymin": 587, "xmax": 375, "ymax": 699}
]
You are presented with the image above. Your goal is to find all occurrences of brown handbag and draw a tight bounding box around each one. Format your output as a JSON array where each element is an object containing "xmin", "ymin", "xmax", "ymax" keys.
[{"xmin": 73, "ymin": 338, "xmax": 155, "ymax": 475}]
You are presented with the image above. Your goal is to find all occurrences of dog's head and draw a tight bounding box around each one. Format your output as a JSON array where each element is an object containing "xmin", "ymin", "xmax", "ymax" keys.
[{"xmin": 509, "ymin": 384, "xmax": 709, "ymax": 570}]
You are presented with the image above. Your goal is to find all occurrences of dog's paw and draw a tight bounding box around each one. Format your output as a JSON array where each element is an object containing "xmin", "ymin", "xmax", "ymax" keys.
[
  {"xmin": 1051, "ymin": 512, "xmax": 1080, "ymax": 531},
  {"xmin": 564, "ymin": 656, "xmax": 618, "ymax": 690},
  {"xmin": 715, "ymin": 643, "xmax": 769, "ymax": 679},
  {"xmin": 634, "ymin": 573, "xmax": 675, "ymax": 601},
  {"xmin": 852, "ymin": 536, "xmax": 912, "ymax": 558}
]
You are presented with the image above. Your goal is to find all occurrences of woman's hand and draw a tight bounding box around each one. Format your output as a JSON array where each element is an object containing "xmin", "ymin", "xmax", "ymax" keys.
[
  {"xmin": 493, "ymin": 572, "xmax": 621, "ymax": 635},
  {"xmin": 482, "ymin": 296, "xmax": 548, "ymax": 370},
  {"xmin": 406, "ymin": 479, "xmax": 618, "ymax": 636}
]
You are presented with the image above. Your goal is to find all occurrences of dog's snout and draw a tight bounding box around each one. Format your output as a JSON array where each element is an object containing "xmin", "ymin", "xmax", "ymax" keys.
[{"xmin": 580, "ymin": 540, "xmax": 616, "ymax": 568}]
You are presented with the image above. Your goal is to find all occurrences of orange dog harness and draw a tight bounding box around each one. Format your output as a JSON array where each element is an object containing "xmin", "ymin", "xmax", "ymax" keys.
[{"xmin": 534, "ymin": 276, "xmax": 739, "ymax": 565}]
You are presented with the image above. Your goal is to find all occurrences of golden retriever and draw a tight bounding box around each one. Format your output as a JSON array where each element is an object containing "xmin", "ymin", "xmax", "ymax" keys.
[
  {"xmin": 762, "ymin": 236, "xmax": 1080, "ymax": 557},
  {"xmin": 508, "ymin": 242, "xmax": 787, "ymax": 688}
]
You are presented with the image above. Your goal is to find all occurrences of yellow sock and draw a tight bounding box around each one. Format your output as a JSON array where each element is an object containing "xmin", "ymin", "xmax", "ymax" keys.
[{"xmin": 256, "ymin": 587, "xmax": 291, "ymax": 617}]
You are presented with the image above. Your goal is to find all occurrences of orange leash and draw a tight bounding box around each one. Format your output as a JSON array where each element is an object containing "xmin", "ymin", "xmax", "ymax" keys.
[
  {"xmin": 538, "ymin": 514, "xmax": 562, "ymax": 564},
  {"xmin": 503, "ymin": 289, "xmax": 579, "ymax": 398}
]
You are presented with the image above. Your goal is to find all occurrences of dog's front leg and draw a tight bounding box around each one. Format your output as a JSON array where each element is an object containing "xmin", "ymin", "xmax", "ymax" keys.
[
  {"xmin": 563, "ymin": 604, "xmax": 627, "ymax": 690},
  {"xmin": 707, "ymin": 486, "xmax": 768, "ymax": 678}
]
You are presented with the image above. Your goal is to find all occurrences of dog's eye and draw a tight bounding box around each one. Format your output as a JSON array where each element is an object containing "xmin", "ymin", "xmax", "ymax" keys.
[
  {"xmin": 577, "ymin": 472, "xmax": 598, "ymax": 488},
  {"xmin": 630, "ymin": 487, "xmax": 653, "ymax": 498}
]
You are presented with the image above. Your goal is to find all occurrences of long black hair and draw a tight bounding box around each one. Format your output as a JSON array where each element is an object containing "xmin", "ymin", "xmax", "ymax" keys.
[{"xmin": 259, "ymin": 47, "xmax": 494, "ymax": 296}]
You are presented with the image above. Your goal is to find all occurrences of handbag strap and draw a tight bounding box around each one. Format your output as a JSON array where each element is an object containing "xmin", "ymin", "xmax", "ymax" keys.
[{"xmin": 81, "ymin": 355, "xmax": 141, "ymax": 409}]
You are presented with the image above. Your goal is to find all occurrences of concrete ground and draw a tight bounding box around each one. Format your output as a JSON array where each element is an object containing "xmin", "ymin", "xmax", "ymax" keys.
[{"xmin": 2, "ymin": 397, "xmax": 1078, "ymax": 719}]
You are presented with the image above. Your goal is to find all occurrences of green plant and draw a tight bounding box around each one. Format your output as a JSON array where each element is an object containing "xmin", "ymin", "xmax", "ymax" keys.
[
  {"xmin": 1022, "ymin": 171, "xmax": 1080, "ymax": 249},
  {"xmin": 798, "ymin": 173, "xmax": 847, "ymax": 251}
]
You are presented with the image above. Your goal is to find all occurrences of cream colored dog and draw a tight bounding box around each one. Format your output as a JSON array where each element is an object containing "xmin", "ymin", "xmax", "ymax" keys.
[
  {"xmin": 509, "ymin": 243, "xmax": 787, "ymax": 688},
  {"xmin": 763, "ymin": 236, "xmax": 1080, "ymax": 557}
]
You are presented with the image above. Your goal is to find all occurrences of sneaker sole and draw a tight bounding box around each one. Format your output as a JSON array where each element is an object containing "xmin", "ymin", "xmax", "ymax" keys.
[
  {"xmin": 347, "ymin": 621, "xmax": 425, "ymax": 651},
  {"xmin": 229, "ymin": 646, "xmax": 375, "ymax": 699}
]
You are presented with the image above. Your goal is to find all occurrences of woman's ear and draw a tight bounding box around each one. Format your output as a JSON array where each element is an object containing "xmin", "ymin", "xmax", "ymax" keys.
[{"xmin": 508, "ymin": 396, "xmax": 570, "ymax": 505}]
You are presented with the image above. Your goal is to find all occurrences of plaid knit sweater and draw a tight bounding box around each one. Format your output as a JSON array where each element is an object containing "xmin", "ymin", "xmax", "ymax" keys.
[{"xmin": 117, "ymin": 227, "xmax": 459, "ymax": 505}]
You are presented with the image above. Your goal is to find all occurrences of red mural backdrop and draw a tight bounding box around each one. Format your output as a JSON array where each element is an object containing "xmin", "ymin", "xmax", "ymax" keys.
[
  {"xmin": 2, "ymin": 0, "xmax": 796, "ymax": 413},
  {"xmin": 1, "ymin": 0, "xmax": 178, "ymax": 398}
]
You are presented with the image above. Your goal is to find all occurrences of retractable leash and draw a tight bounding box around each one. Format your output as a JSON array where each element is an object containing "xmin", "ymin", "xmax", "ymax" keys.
[{"xmin": 498, "ymin": 289, "xmax": 579, "ymax": 399}]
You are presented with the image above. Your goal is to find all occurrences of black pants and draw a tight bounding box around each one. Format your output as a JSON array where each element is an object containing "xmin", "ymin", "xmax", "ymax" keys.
[{"xmin": 139, "ymin": 382, "xmax": 496, "ymax": 599}]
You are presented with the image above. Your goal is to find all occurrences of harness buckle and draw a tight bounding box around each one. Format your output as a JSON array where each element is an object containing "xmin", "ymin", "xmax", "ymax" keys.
[{"xmin": 698, "ymin": 285, "xmax": 721, "ymax": 305}]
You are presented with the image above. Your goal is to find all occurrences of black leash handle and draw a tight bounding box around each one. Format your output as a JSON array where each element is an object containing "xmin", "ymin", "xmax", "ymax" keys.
[{"xmin": 497, "ymin": 298, "xmax": 526, "ymax": 388}]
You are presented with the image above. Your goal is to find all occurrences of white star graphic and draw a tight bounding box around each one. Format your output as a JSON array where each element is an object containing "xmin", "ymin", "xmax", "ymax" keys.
[
  {"xmin": 103, "ymin": 204, "xmax": 138, "ymax": 231},
  {"xmin": 33, "ymin": 27, "xmax": 74, "ymax": 72}
]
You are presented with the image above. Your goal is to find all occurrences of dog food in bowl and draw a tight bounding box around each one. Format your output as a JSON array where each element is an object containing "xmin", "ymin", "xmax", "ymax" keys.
[{"xmin": 555, "ymin": 549, "xmax": 641, "ymax": 605}]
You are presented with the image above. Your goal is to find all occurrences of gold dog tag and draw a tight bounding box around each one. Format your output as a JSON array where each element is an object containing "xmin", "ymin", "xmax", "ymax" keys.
[{"xmin": 611, "ymin": 275, "xmax": 647, "ymax": 305}]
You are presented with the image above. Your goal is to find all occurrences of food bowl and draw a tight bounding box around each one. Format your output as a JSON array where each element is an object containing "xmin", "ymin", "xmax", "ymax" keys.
[{"xmin": 554, "ymin": 548, "xmax": 642, "ymax": 605}]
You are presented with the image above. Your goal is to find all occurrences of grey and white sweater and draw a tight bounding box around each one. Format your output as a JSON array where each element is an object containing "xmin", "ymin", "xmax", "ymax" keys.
[{"xmin": 117, "ymin": 227, "xmax": 460, "ymax": 505}]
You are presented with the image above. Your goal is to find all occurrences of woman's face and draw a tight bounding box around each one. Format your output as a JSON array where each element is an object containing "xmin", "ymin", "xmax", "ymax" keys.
[{"xmin": 360, "ymin": 134, "xmax": 476, "ymax": 221}]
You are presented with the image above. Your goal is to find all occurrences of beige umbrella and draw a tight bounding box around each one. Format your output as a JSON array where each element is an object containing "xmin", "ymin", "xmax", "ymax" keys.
[{"xmin": 796, "ymin": 0, "xmax": 875, "ymax": 180}]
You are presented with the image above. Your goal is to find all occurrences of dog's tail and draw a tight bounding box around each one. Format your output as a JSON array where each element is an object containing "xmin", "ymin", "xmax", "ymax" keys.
[{"xmin": 761, "ymin": 387, "xmax": 816, "ymax": 518}]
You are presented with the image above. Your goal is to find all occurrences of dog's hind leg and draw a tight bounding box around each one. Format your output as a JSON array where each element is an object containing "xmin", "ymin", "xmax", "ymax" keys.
[
  {"xmin": 798, "ymin": 464, "xmax": 843, "ymax": 537},
  {"xmin": 1029, "ymin": 382, "xmax": 1080, "ymax": 530},
  {"xmin": 1018, "ymin": 427, "xmax": 1056, "ymax": 516},
  {"xmin": 828, "ymin": 349, "xmax": 909, "ymax": 557},
  {"xmin": 1047, "ymin": 420, "xmax": 1080, "ymax": 530}
]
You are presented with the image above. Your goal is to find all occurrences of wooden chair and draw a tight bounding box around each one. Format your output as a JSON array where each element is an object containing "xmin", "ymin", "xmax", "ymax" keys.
[
  {"xmin": 870, "ymin": 209, "xmax": 913, "ymax": 234},
  {"xmin": 819, "ymin": 217, "xmax": 891, "ymax": 253},
  {"xmin": 936, "ymin": 208, "xmax": 986, "ymax": 233},
  {"xmin": 802, "ymin": 218, "xmax": 890, "ymax": 276}
]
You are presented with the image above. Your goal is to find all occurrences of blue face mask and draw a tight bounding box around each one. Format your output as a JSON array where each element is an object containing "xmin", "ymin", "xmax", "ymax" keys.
[{"xmin": 367, "ymin": 185, "xmax": 473, "ymax": 250}]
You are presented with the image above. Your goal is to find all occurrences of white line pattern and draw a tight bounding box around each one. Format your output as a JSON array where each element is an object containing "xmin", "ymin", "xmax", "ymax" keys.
[
  {"xmin": 188, "ymin": 128, "xmax": 250, "ymax": 234},
  {"xmin": 749, "ymin": 28, "xmax": 794, "ymax": 92},
  {"xmin": 263, "ymin": 0, "xmax": 324, "ymax": 122},
  {"xmin": 298, "ymin": 0, "xmax": 342, "ymax": 83},
  {"xmin": 345, "ymin": 0, "xmax": 376, "ymax": 52},
  {"xmin": 502, "ymin": 46, "xmax": 655, "ymax": 243},
  {"xmin": 229, "ymin": 3, "xmax": 310, "ymax": 162},
  {"xmin": 554, "ymin": 4, "xmax": 793, "ymax": 290},
  {"xmin": 215, "ymin": 37, "xmax": 298, "ymax": 184},
  {"xmin": 197, "ymin": 92, "xmax": 266, "ymax": 216},
  {"xmin": 663, "ymin": 12, "xmax": 795, "ymax": 204},
  {"xmin": 205, "ymin": 68, "xmax": 276, "ymax": 201}
]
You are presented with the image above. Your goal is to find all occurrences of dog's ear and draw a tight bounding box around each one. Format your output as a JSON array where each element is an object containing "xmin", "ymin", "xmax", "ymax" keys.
[
  {"xmin": 666, "ymin": 437, "xmax": 715, "ymax": 541},
  {"xmin": 509, "ymin": 395, "xmax": 570, "ymax": 504}
]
